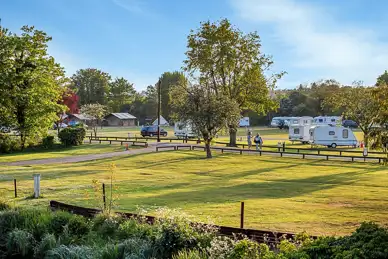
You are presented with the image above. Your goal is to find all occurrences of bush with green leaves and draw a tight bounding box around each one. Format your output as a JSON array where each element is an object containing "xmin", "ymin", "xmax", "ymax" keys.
[
  {"xmin": 1, "ymin": 207, "xmax": 388, "ymax": 259},
  {"xmin": 0, "ymin": 134, "xmax": 21, "ymax": 153},
  {"xmin": 58, "ymin": 127, "xmax": 86, "ymax": 146},
  {"xmin": 41, "ymin": 135, "xmax": 55, "ymax": 149}
]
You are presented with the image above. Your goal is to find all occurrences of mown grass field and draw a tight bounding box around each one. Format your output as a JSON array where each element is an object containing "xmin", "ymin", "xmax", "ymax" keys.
[
  {"xmin": 0, "ymin": 144, "xmax": 126, "ymax": 163},
  {"xmin": 2, "ymin": 150, "xmax": 388, "ymax": 236}
]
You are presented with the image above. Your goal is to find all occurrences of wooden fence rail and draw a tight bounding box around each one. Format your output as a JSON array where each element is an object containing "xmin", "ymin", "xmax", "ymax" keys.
[
  {"xmin": 49, "ymin": 200, "xmax": 316, "ymax": 245},
  {"xmin": 157, "ymin": 145, "xmax": 387, "ymax": 164}
]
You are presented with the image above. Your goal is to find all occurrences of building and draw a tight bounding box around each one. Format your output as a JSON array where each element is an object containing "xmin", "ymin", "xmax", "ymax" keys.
[{"xmin": 104, "ymin": 113, "xmax": 137, "ymax": 126}]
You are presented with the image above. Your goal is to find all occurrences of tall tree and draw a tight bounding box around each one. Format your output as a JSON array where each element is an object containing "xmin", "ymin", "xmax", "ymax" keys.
[
  {"xmin": 71, "ymin": 68, "xmax": 111, "ymax": 105},
  {"xmin": 171, "ymin": 83, "xmax": 240, "ymax": 158},
  {"xmin": 108, "ymin": 77, "xmax": 136, "ymax": 112},
  {"xmin": 309, "ymin": 79, "xmax": 341, "ymax": 115},
  {"xmin": 159, "ymin": 71, "xmax": 186, "ymax": 121},
  {"xmin": 80, "ymin": 103, "xmax": 107, "ymax": 137},
  {"xmin": 184, "ymin": 19, "xmax": 285, "ymax": 146},
  {"xmin": 0, "ymin": 25, "xmax": 66, "ymax": 148},
  {"xmin": 376, "ymin": 70, "xmax": 388, "ymax": 86},
  {"xmin": 324, "ymin": 83, "xmax": 380, "ymax": 146}
]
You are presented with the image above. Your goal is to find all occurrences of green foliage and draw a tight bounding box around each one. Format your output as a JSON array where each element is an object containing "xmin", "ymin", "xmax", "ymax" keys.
[
  {"xmin": 173, "ymin": 249, "xmax": 207, "ymax": 259},
  {"xmin": 42, "ymin": 135, "xmax": 55, "ymax": 149},
  {"xmin": 70, "ymin": 68, "xmax": 111, "ymax": 106},
  {"xmin": 229, "ymin": 238, "xmax": 260, "ymax": 259},
  {"xmin": 0, "ymin": 25, "xmax": 67, "ymax": 149},
  {"xmin": 184, "ymin": 19, "xmax": 285, "ymax": 145},
  {"xmin": 108, "ymin": 77, "xmax": 136, "ymax": 112},
  {"xmin": 45, "ymin": 245, "xmax": 97, "ymax": 259},
  {"xmin": 324, "ymin": 82, "xmax": 380, "ymax": 146},
  {"xmin": 58, "ymin": 127, "xmax": 86, "ymax": 146},
  {"xmin": 171, "ymin": 83, "xmax": 240, "ymax": 158},
  {"xmin": 33, "ymin": 233, "xmax": 57, "ymax": 258},
  {"xmin": 159, "ymin": 71, "xmax": 187, "ymax": 122},
  {"xmin": 80, "ymin": 103, "xmax": 107, "ymax": 137},
  {"xmin": 7, "ymin": 229, "xmax": 35, "ymax": 258},
  {"xmin": 0, "ymin": 134, "xmax": 21, "ymax": 153}
]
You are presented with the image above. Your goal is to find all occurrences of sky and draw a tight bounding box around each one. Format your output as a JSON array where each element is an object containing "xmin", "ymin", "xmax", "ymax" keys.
[{"xmin": 1, "ymin": 0, "xmax": 388, "ymax": 91}]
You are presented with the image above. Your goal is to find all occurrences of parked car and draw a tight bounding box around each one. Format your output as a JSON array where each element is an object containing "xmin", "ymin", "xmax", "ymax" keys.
[
  {"xmin": 141, "ymin": 126, "xmax": 167, "ymax": 137},
  {"xmin": 0, "ymin": 126, "xmax": 11, "ymax": 133},
  {"xmin": 53, "ymin": 123, "xmax": 68, "ymax": 130},
  {"xmin": 342, "ymin": 120, "xmax": 358, "ymax": 128}
]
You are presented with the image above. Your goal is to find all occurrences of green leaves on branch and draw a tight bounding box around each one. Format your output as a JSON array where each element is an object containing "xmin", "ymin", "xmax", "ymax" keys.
[{"xmin": 0, "ymin": 25, "xmax": 67, "ymax": 148}]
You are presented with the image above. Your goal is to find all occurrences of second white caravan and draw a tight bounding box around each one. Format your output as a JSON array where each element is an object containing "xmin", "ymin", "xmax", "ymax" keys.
[
  {"xmin": 288, "ymin": 116, "xmax": 313, "ymax": 144},
  {"xmin": 309, "ymin": 125, "xmax": 357, "ymax": 148},
  {"xmin": 174, "ymin": 121, "xmax": 197, "ymax": 139}
]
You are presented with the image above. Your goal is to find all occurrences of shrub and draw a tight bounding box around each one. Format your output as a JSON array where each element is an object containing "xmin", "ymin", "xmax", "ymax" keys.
[
  {"xmin": 229, "ymin": 238, "xmax": 260, "ymax": 259},
  {"xmin": 118, "ymin": 218, "xmax": 156, "ymax": 240},
  {"xmin": 45, "ymin": 245, "xmax": 97, "ymax": 259},
  {"xmin": 42, "ymin": 135, "xmax": 55, "ymax": 149},
  {"xmin": 0, "ymin": 134, "xmax": 21, "ymax": 153},
  {"xmin": 6, "ymin": 229, "xmax": 35, "ymax": 258},
  {"xmin": 68, "ymin": 215, "xmax": 90, "ymax": 237},
  {"xmin": 58, "ymin": 127, "xmax": 86, "ymax": 146},
  {"xmin": 0, "ymin": 201, "xmax": 11, "ymax": 211},
  {"xmin": 173, "ymin": 249, "xmax": 207, "ymax": 259},
  {"xmin": 117, "ymin": 238, "xmax": 156, "ymax": 259},
  {"xmin": 48, "ymin": 211, "xmax": 73, "ymax": 236},
  {"xmin": 34, "ymin": 233, "xmax": 57, "ymax": 258},
  {"xmin": 92, "ymin": 213, "xmax": 123, "ymax": 238}
]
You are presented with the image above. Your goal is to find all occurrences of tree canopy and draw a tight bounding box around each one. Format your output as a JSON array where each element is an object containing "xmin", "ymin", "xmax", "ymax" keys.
[
  {"xmin": 183, "ymin": 19, "xmax": 285, "ymax": 145},
  {"xmin": 71, "ymin": 68, "xmax": 111, "ymax": 106},
  {"xmin": 0, "ymin": 25, "xmax": 66, "ymax": 148},
  {"xmin": 171, "ymin": 83, "xmax": 240, "ymax": 158}
]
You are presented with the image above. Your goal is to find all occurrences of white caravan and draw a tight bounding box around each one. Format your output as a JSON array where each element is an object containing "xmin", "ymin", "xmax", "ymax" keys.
[
  {"xmin": 270, "ymin": 117, "xmax": 291, "ymax": 127},
  {"xmin": 239, "ymin": 117, "xmax": 250, "ymax": 127},
  {"xmin": 313, "ymin": 116, "xmax": 342, "ymax": 126},
  {"xmin": 288, "ymin": 116, "xmax": 313, "ymax": 144},
  {"xmin": 174, "ymin": 121, "xmax": 197, "ymax": 139},
  {"xmin": 309, "ymin": 125, "xmax": 357, "ymax": 148}
]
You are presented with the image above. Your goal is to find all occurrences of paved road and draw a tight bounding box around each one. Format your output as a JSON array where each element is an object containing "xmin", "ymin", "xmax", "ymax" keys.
[{"xmin": 1, "ymin": 143, "xmax": 177, "ymax": 166}]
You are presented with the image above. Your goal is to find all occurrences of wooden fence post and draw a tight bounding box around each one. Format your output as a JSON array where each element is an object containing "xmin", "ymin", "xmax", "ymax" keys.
[
  {"xmin": 14, "ymin": 179, "xmax": 17, "ymax": 198},
  {"xmin": 102, "ymin": 183, "xmax": 106, "ymax": 210},
  {"xmin": 240, "ymin": 202, "xmax": 245, "ymax": 229}
]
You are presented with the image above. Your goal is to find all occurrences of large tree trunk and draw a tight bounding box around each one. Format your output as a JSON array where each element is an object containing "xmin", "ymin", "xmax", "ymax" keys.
[
  {"xmin": 20, "ymin": 133, "xmax": 26, "ymax": 150},
  {"xmin": 205, "ymin": 140, "xmax": 212, "ymax": 158},
  {"xmin": 229, "ymin": 126, "xmax": 237, "ymax": 147}
]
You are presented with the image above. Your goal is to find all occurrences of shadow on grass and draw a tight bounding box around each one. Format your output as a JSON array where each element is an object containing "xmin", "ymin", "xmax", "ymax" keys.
[{"xmin": 122, "ymin": 170, "xmax": 371, "ymax": 207}]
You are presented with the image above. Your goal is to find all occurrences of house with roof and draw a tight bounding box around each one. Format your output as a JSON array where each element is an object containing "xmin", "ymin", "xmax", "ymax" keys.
[
  {"xmin": 104, "ymin": 113, "xmax": 137, "ymax": 126},
  {"xmin": 66, "ymin": 113, "xmax": 94, "ymax": 126}
]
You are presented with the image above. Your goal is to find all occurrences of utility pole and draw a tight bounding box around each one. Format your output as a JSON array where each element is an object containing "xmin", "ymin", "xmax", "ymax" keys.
[{"xmin": 157, "ymin": 79, "xmax": 161, "ymax": 143}]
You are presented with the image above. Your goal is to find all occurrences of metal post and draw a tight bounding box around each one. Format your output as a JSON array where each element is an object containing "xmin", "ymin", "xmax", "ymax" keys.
[
  {"xmin": 33, "ymin": 174, "xmax": 41, "ymax": 198},
  {"xmin": 102, "ymin": 183, "xmax": 106, "ymax": 210},
  {"xmin": 157, "ymin": 79, "xmax": 161, "ymax": 143},
  {"xmin": 14, "ymin": 179, "xmax": 17, "ymax": 198},
  {"xmin": 240, "ymin": 202, "xmax": 245, "ymax": 229}
]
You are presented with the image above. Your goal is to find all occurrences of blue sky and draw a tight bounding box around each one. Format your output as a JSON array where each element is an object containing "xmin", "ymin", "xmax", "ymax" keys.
[{"xmin": 1, "ymin": 0, "xmax": 387, "ymax": 91}]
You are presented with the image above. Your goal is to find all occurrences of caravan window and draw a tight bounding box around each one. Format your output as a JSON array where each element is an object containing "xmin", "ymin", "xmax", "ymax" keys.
[
  {"xmin": 292, "ymin": 120, "xmax": 299, "ymax": 124},
  {"xmin": 329, "ymin": 131, "xmax": 335, "ymax": 135},
  {"xmin": 294, "ymin": 128, "xmax": 300, "ymax": 134},
  {"xmin": 343, "ymin": 129, "xmax": 349, "ymax": 138},
  {"xmin": 331, "ymin": 118, "xmax": 336, "ymax": 122}
]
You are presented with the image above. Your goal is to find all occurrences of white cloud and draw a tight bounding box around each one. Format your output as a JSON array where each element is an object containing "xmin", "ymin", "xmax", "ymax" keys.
[
  {"xmin": 231, "ymin": 0, "xmax": 388, "ymax": 86},
  {"xmin": 111, "ymin": 0, "xmax": 155, "ymax": 17}
]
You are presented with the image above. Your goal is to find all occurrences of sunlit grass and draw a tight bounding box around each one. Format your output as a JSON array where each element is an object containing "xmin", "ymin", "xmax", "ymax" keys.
[{"xmin": 2, "ymin": 150, "xmax": 387, "ymax": 236}]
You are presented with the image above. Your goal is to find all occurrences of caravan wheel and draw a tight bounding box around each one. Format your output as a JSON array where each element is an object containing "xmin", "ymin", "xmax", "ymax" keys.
[{"xmin": 331, "ymin": 143, "xmax": 337, "ymax": 148}]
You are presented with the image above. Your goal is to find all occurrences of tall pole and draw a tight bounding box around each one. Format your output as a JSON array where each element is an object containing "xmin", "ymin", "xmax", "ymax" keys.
[{"xmin": 157, "ymin": 79, "xmax": 161, "ymax": 143}]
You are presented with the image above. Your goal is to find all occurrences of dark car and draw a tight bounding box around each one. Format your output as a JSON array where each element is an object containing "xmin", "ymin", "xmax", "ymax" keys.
[
  {"xmin": 141, "ymin": 126, "xmax": 167, "ymax": 137},
  {"xmin": 342, "ymin": 120, "xmax": 358, "ymax": 128}
]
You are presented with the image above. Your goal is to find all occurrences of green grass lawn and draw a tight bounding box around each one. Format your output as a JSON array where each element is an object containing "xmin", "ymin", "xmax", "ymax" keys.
[
  {"xmin": 0, "ymin": 144, "xmax": 127, "ymax": 163},
  {"xmin": 2, "ymin": 150, "xmax": 388, "ymax": 236}
]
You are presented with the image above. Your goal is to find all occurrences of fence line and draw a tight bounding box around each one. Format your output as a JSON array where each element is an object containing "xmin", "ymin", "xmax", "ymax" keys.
[
  {"xmin": 49, "ymin": 200, "xmax": 317, "ymax": 245},
  {"xmin": 156, "ymin": 144, "xmax": 387, "ymax": 164}
]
